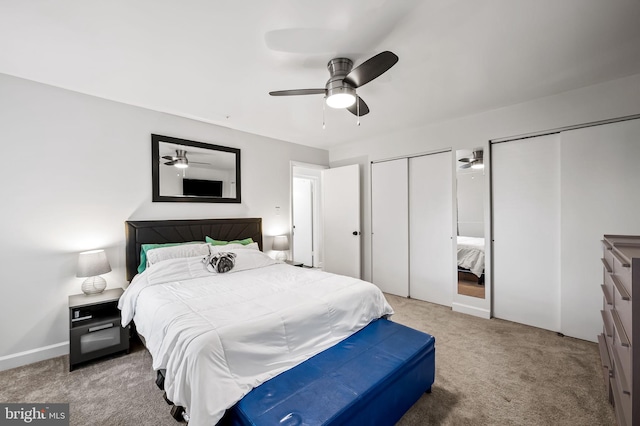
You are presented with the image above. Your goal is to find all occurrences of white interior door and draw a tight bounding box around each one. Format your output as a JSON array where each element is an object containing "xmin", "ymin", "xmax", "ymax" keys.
[
  {"xmin": 492, "ymin": 134, "xmax": 561, "ymax": 331},
  {"xmin": 409, "ymin": 152, "xmax": 453, "ymax": 306},
  {"xmin": 322, "ymin": 164, "xmax": 361, "ymax": 278},
  {"xmin": 292, "ymin": 177, "xmax": 313, "ymax": 266},
  {"xmin": 371, "ymin": 159, "xmax": 409, "ymax": 296}
]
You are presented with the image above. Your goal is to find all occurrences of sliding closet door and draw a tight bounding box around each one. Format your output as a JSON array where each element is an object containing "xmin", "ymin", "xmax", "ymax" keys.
[
  {"xmin": 371, "ymin": 159, "xmax": 409, "ymax": 296},
  {"xmin": 492, "ymin": 134, "xmax": 561, "ymax": 331},
  {"xmin": 409, "ymin": 152, "xmax": 453, "ymax": 306},
  {"xmin": 560, "ymin": 118, "xmax": 640, "ymax": 340}
]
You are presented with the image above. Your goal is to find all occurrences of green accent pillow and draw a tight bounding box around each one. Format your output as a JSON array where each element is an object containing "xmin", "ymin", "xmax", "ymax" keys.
[
  {"xmin": 205, "ymin": 236, "xmax": 254, "ymax": 246},
  {"xmin": 138, "ymin": 241, "xmax": 201, "ymax": 273}
]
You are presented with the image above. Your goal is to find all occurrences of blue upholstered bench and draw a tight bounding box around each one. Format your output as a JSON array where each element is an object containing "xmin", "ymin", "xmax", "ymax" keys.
[{"xmin": 223, "ymin": 319, "xmax": 436, "ymax": 426}]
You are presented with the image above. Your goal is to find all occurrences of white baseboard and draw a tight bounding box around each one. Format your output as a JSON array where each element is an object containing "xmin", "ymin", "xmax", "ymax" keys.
[
  {"xmin": 452, "ymin": 302, "xmax": 491, "ymax": 319},
  {"xmin": 0, "ymin": 342, "xmax": 69, "ymax": 372}
]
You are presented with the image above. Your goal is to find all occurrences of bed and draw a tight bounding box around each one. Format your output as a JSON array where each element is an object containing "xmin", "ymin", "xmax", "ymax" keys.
[
  {"xmin": 457, "ymin": 236, "xmax": 485, "ymax": 283},
  {"xmin": 119, "ymin": 218, "xmax": 398, "ymax": 425}
]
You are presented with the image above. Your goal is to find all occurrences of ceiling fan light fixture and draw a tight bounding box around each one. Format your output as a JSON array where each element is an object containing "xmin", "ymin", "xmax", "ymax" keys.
[
  {"xmin": 471, "ymin": 162, "xmax": 484, "ymax": 170},
  {"xmin": 174, "ymin": 158, "xmax": 189, "ymax": 169},
  {"xmin": 326, "ymin": 86, "xmax": 356, "ymax": 109}
]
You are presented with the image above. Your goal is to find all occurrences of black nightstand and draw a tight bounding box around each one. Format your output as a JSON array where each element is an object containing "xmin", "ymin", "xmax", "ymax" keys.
[
  {"xmin": 68, "ymin": 288, "xmax": 129, "ymax": 371},
  {"xmin": 284, "ymin": 260, "xmax": 304, "ymax": 267}
]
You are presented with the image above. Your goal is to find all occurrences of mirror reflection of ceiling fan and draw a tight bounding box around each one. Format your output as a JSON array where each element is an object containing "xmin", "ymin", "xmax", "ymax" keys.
[
  {"xmin": 458, "ymin": 150, "xmax": 484, "ymax": 169},
  {"xmin": 162, "ymin": 150, "xmax": 210, "ymax": 169}
]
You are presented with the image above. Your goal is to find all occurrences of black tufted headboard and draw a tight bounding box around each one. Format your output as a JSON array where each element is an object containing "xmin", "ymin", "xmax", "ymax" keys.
[{"xmin": 125, "ymin": 218, "xmax": 263, "ymax": 282}]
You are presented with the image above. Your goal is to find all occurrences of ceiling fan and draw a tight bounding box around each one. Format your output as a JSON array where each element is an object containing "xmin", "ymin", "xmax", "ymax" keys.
[
  {"xmin": 162, "ymin": 150, "xmax": 209, "ymax": 169},
  {"xmin": 458, "ymin": 150, "xmax": 484, "ymax": 169},
  {"xmin": 269, "ymin": 51, "xmax": 399, "ymax": 116}
]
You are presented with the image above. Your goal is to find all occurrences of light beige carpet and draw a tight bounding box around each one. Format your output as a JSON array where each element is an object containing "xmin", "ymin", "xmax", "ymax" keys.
[{"xmin": 0, "ymin": 294, "xmax": 615, "ymax": 425}]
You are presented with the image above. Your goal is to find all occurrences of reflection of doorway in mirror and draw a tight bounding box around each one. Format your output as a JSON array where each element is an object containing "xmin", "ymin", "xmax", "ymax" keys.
[{"xmin": 456, "ymin": 149, "xmax": 485, "ymax": 299}]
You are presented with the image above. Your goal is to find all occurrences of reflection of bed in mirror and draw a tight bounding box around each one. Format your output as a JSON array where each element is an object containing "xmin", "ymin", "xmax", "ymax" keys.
[{"xmin": 457, "ymin": 236, "xmax": 485, "ymax": 284}]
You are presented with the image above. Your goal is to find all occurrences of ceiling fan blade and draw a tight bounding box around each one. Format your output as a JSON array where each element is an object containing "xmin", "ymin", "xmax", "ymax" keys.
[
  {"xmin": 269, "ymin": 89, "xmax": 325, "ymax": 96},
  {"xmin": 162, "ymin": 156, "xmax": 175, "ymax": 161},
  {"xmin": 344, "ymin": 51, "xmax": 399, "ymax": 88},
  {"xmin": 346, "ymin": 95, "xmax": 370, "ymax": 116},
  {"xmin": 164, "ymin": 161, "xmax": 176, "ymax": 166},
  {"xmin": 459, "ymin": 163, "xmax": 473, "ymax": 169}
]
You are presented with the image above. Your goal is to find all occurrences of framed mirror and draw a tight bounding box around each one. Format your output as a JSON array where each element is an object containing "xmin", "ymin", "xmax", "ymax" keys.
[
  {"xmin": 151, "ymin": 134, "xmax": 241, "ymax": 203},
  {"xmin": 455, "ymin": 148, "xmax": 486, "ymax": 298}
]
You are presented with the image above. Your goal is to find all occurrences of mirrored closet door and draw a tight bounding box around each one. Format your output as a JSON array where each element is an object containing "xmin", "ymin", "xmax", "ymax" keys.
[{"xmin": 455, "ymin": 149, "xmax": 486, "ymax": 299}]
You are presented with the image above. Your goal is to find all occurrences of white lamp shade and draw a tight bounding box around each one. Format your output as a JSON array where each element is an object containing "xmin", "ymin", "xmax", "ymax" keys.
[
  {"xmin": 76, "ymin": 249, "xmax": 112, "ymax": 278},
  {"xmin": 272, "ymin": 235, "xmax": 290, "ymax": 251}
]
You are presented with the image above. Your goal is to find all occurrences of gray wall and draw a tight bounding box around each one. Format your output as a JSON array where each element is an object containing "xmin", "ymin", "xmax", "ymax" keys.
[{"xmin": 0, "ymin": 73, "xmax": 329, "ymax": 369}]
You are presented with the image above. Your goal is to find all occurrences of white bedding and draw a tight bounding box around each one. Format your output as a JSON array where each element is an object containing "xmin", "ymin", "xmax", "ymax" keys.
[
  {"xmin": 457, "ymin": 236, "xmax": 485, "ymax": 277},
  {"xmin": 118, "ymin": 250, "xmax": 393, "ymax": 426}
]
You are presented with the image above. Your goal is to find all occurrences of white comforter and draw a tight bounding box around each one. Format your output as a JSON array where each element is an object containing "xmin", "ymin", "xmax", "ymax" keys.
[
  {"xmin": 457, "ymin": 236, "xmax": 485, "ymax": 277},
  {"xmin": 118, "ymin": 250, "xmax": 393, "ymax": 426}
]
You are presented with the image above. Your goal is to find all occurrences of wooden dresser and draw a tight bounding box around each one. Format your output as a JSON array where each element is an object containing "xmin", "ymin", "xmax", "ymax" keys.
[{"xmin": 599, "ymin": 235, "xmax": 640, "ymax": 426}]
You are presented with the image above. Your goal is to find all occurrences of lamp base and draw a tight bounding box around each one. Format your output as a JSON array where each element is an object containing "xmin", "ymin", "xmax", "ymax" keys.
[
  {"xmin": 275, "ymin": 251, "xmax": 288, "ymax": 262},
  {"xmin": 82, "ymin": 276, "xmax": 107, "ymax": 295}
]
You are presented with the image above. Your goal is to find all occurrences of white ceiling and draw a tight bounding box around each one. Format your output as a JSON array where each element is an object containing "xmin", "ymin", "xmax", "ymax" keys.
[{"xmin": 1, "ymin": 0, "xmax": 640, "ymax": 150}]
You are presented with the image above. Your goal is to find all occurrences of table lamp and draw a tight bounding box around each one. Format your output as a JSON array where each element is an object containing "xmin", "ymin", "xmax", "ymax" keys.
[
  {"xmin": 272, "ymin": 235, "xmax": 289, "ymax": 261},
  {"xmin": 76, "ymin": 249, "xmax": 112, "ymax": 295}
]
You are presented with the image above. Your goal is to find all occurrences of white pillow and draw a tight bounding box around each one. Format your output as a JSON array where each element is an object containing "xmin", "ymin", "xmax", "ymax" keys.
[
  {"xmin": 210, "ymin": 249, "xmax": 276, "ymax": 273},
  {"xmin": 210, "ymin": 242, "xmax": 260, "ymax": 253},
  {"xmin": 146, "ymin": 243, "xmax": 210, "ymax": 266}
]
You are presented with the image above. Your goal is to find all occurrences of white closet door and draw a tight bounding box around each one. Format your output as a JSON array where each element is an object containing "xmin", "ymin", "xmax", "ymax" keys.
[
  {"xmin": 560, "ymin": 118, "xmax": 640, "ymax": 341},
  {"xmin": 492, "ymin": 134, "xmax": 561, "ymax": 331},
  {"xmin": 409, "ymin": 152, "xmax": 453, "ymax": 306},
  {"xmin": 371, "ymin": 159, "xmax": 409, "ymax": 296}
]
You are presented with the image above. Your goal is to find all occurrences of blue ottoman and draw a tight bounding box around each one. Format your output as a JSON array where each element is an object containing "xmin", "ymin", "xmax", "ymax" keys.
[{"xmin": 223, "ymin": 319, "xmax": 435, "ymax": 426}]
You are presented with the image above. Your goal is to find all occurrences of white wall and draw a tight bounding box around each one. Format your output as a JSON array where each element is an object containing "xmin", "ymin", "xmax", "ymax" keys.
[
  {"xmin": 330, "ymin": 73, "xmax": 640, "ymax": 319},
  {"xmin": 0, "ymin": 73, "xmax": 328, "ymax": 370}
]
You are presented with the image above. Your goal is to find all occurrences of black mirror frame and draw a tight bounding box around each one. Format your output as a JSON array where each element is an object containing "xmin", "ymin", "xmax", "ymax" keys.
[{"xmin": 151, "ymin": 134, "xmax": 241, "ymax": 203}]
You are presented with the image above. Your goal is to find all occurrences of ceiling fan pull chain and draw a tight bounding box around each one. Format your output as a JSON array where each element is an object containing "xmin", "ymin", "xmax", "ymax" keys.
[{"xmin": 322, "ymin": 97, "xmax": 326, "ymax": 130}]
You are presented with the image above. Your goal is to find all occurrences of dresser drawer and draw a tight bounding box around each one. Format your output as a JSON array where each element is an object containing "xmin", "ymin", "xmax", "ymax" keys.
[
  {"xmin": 611, "ymin": 371, "xmax": 631, "ymax": 426},
  {"xmin": 604, "ymin": 274, "xmax": 616, "ymax": 305},
  {"xmin": 612, "ymin": 249, "xmax": 633, "ymax": 297},
  {"xmin": 608, "ymin": 272, "xmax": 631, "ymax": 304},
  {"xmin": 601, "ymin": 310, "xmax": 614, "ymax": 339},
  {"xmin": 613, "ymin": 291, "xmax": 633, "ymax": 343},
  {"xmin": 611, "ymin": 336, "xmax": 632, "ymax": 394},
  {"xmin": 597, "ymin": 334, "xmax": 612, "ymax": 396},
  {"xmin": 602, "ymin": 283, "xmax": 614, "ymax": 308},
  {"xmin": 604, "ymin": 242, "xmax": 615, "ymax": 270}
]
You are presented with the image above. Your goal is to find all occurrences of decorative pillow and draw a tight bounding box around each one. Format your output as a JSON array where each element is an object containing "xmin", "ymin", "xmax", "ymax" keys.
[
  {"xmin": 204, "ymin": 252, "xmax": 236, "ymax": 273},
  {"xmin": 205, "ymin": 249, "xmax": 276, "ymax": 274},
  {"xmin": 146, "ymin": 243, "xmax": 211, "ymax": 267},
  {"xmin": 137, "ymin": 241, "xmax": 202, "ymax": 273},
  {"xmin": 205, "ymin": 236, "xmax": 254, "ymax": 246}
]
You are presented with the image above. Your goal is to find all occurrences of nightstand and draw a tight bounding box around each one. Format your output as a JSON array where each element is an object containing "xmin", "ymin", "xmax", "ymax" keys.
[
  {"xmin": 284, "ymin": 260, "xmax": 304, "ymax": 267},
  {"xmin": 68, "ymin": 288, "xmax": 129, "ymax": 371}
]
